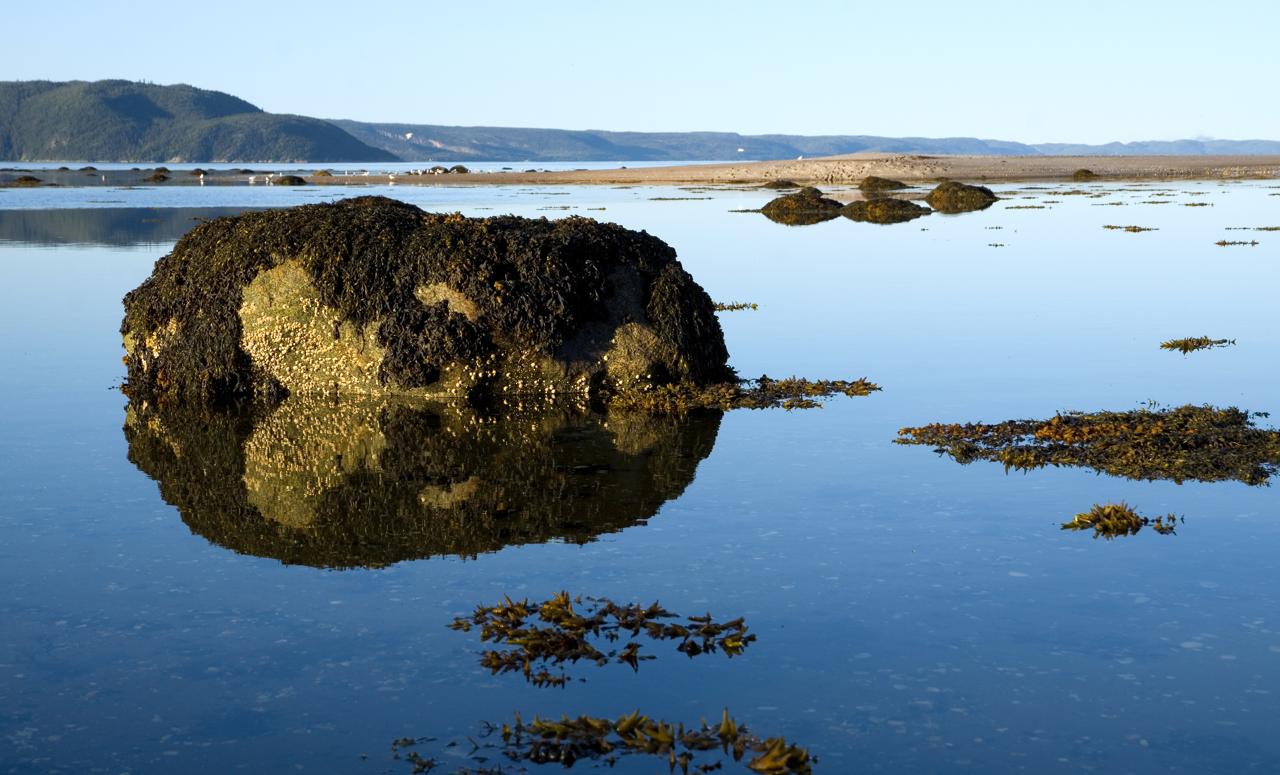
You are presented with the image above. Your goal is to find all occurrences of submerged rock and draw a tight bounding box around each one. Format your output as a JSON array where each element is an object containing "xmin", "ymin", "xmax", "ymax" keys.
[
  {"xmin": 760, "ymin": 186, "xmax": 843, "ymax": 225},
  {"xmin": 124, "ymin": 397, "xmax": 720, "ymax": 568},
  {"xmin": 841, "ymin": 198, "xmax": 930, "ymax": 224},
  {"xmin": 859, "ymin": 175, "xmax": 909, "ymax": 193},
  {"xmin": 924, "ymin": 181, "xmax": 998, "ymax": 213},
  {"xmin": 121, "ymin": 196, "xmax": 730, "ymax": 404}
]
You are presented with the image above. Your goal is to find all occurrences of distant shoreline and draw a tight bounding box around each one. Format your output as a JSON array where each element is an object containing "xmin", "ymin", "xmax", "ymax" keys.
[
  {"xmin": 349, "ymin": 154, "xmax": 1280, "ymax": 186},
  {"xmin": 4, "ymin": 154, "xmax": 1278, "ymax": 189}
]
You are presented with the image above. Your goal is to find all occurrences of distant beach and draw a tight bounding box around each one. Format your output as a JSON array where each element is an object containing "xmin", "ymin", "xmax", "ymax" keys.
[
  {"xmin": 6, "ymin": 153, "xmax": 1278, "ymax": 190},
  {"xmin": 358, "ymin": 153, "xmax": 1280, "ymax": 186}
]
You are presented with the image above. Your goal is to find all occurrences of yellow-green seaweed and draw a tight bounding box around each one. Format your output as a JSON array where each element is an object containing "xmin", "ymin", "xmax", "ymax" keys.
[
  {"xmin": 391, "ymin": 708, "xmax": 812, "ymax": 774},
  {"xmin": 1061, "ymin": 502, "xmax": 1178, "ymax": 539},
  {"xmin": 448, "ymin": 592, "xmax": 755, "ymax": 687},
  {"xmin": 1160, "ymin": 336, "xmax": 1235, "ymax": 354},
  {"xmin": 896, "ymin": 404, "xmax": 1280, "ymax": 485}
]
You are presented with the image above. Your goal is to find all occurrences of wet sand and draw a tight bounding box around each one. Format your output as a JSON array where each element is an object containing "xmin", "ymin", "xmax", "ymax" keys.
[{"xmin": 316, "ymin": 153, "xmax": 1280, "ymax": 187}]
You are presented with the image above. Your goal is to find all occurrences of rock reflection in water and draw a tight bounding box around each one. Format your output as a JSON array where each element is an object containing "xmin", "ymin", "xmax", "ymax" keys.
[{"xmin": 124, "ymin": 397, "xmax": 721, "ymax": 568}]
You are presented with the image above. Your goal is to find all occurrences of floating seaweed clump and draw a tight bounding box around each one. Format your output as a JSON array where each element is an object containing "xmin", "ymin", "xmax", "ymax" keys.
[
  {"xmin": 760, "ymin": 187, "xmax": 843, "ymax": 225},
  {"xmin": 714, "ymin": 301, "xmax": 759, "ymax": 312},
  {"xmin": 448, "ymin": 592, "xmax": 755, "ymax": 687},
  {"xmin": 841, "ymin": 198, "xmax": 930, "ymax": 224},
  {"xmin": 392, "ymin": 709, "xmax": 812, "ymax": 774},
  {"xmin": 1216, "ymin": 239, "xmax": 1258, "ymax": 246},
  {"xmin": 896, "ymin": 404, "xmax": 1280, "ymax": 485},
  {"xmin": 1061, "ymin": 502, "xmax": 1178, "ymax": 539},
  {"xmin": 1103, "ymin": 224, "xmax": 1157, "ymax": 232},
  {"xmin": 859, "ymin": 175, "xmax": 909, "ymax": 193},
  {"xmin": 609, "ymin": 375, "xmax": 880, "ymax": 413},
  {"xmin": 1160, "ymin": 336, "xmax": 1235, "ymax": 354},
  {"xmin": 924, "ymin": 181, "xmax": 997, "ymax": 213}
]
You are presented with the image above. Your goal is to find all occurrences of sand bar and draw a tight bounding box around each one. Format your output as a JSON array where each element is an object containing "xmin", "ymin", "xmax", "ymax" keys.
[{"xmin": 316, "ymin": 153, "xmax": 1280, "ymax": 187}]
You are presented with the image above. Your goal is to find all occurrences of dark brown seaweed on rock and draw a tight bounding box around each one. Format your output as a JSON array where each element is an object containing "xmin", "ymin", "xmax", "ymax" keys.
[
  {"xmin": 859, "ymin": 175, "xmax": 910, "ymax": 193},
  {"xmin": 896, "ymin": 404, "xmax": 1280, "ymax": 485},
  {"xmin": 714, "ymin": 301, "xmax": 759, "ymax": 312},
  {"xmin": 924, "ymin": 181, "xmax": 997, "ymax": 213},
  {"xmin": 1061, "ymin": 502, "xmax": 1178, "ymax": 539},
  {"xmin": 121, "ymin": 196, "xmax": 732, "ymax": 404},
  {"xmin": 841, "ymin": 198, "xmax": 930, "ymax": 224},
  {"xmin": 1072, "ymin": 168, "xmax": 1099, "ymax": 182},
  {"xmin": 272, "ymin": 174, "xmax": 307, "ymax": 185},
  {"xmin": 761, "ymin": 178, "xmax": 801, "ymax": 189},
  {"xmin": 760, "ymin": 187, "xmax": 843, "ymax": 225},
  {"xmin": 449, "ymin": 592, "xmax": 755, "ymax": 687},
  {"xmin": 123, "ymin": 397, "xmax": 721, "ymax": 569},
  {"xmin": 392, "ymin": 709, "xmax": 813, "ymax": 774}
]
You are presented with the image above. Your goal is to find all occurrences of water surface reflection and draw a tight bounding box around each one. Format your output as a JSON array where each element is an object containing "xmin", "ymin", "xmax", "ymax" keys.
[{"xmin": 125, "ymin": 398, "xmax": 721, "ymax": 568}]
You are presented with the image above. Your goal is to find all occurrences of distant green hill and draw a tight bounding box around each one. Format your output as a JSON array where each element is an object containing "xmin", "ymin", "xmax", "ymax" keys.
[{"xmin": 0, "ymin": 80, "xmax": 396, "ymax": 163}]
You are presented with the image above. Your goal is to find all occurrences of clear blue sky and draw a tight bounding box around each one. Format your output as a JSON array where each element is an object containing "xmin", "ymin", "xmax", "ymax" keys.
[{"xmin": 3, "ymin": 0, "xmax": 1276, "ymax": 143}]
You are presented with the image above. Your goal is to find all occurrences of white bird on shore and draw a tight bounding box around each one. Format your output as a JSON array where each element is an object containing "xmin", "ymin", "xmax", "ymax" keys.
[
  {"xmin": 388, "ymin": 173, "xmax": 396, "ymax": 185},
  {"xmin": 249, "ymin": 175, "xmax": 257, "ymax": 185},
  {"xmin": 199, "ymin": 173, "xmax": 205, "ymax": 186}
]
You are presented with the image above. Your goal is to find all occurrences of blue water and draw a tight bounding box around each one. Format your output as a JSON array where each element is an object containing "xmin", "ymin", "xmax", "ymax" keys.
[{"xmin": 1, "ymin": 180, "xmax": 1278, "ymax": 773}]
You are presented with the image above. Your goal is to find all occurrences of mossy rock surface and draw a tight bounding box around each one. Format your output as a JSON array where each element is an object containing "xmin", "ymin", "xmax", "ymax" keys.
[
  {"xmin": 273, "ymin": 175, "xmax": 307, "ymax": 185},
  {"xmin": 858, "ymin": 176, "xmax": 909, "ymax": 193},
  {"xmin": 842, "ymin": 198, "xmax": 930, "ymax": 224},
  {"xmin": 124, "ymin": 398, "xmax": 720, "ymax": 568},
  {"xmin": 924, "ymin": 181, "xmax": 998, "ymax": 213},
  {"xmin": 121, "ymin": 196, "xmax": 730, "ymax": 404},
  {"xmin": 760, "ymin": 187, "xmax": 843, "ymax": 225}
]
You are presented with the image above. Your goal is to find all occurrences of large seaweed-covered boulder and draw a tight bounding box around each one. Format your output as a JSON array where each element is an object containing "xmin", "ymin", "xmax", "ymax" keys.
[
  {"xmin": 121, "ymin": 196, "xmax": 731, "ymax": 403},
  {"xmin": 924, "ymin": 181, "xmax": 998, "ymax": 213},
  {"xmin": 125, "ymin": 397, "xmax": 721, "ymax": 568},
  {"xmin": 760, "ymin": 186, "xmax": 843, "ymax": 225},
  {"xmin": 841, "ymin": 198, "xmax": 931, "ymax": 224}
]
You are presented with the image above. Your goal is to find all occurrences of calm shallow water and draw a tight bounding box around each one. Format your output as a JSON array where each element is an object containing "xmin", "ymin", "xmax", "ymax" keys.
[{"xmin": 1, "ymin": 181, "xmax": 1278, "ymax": 773}]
